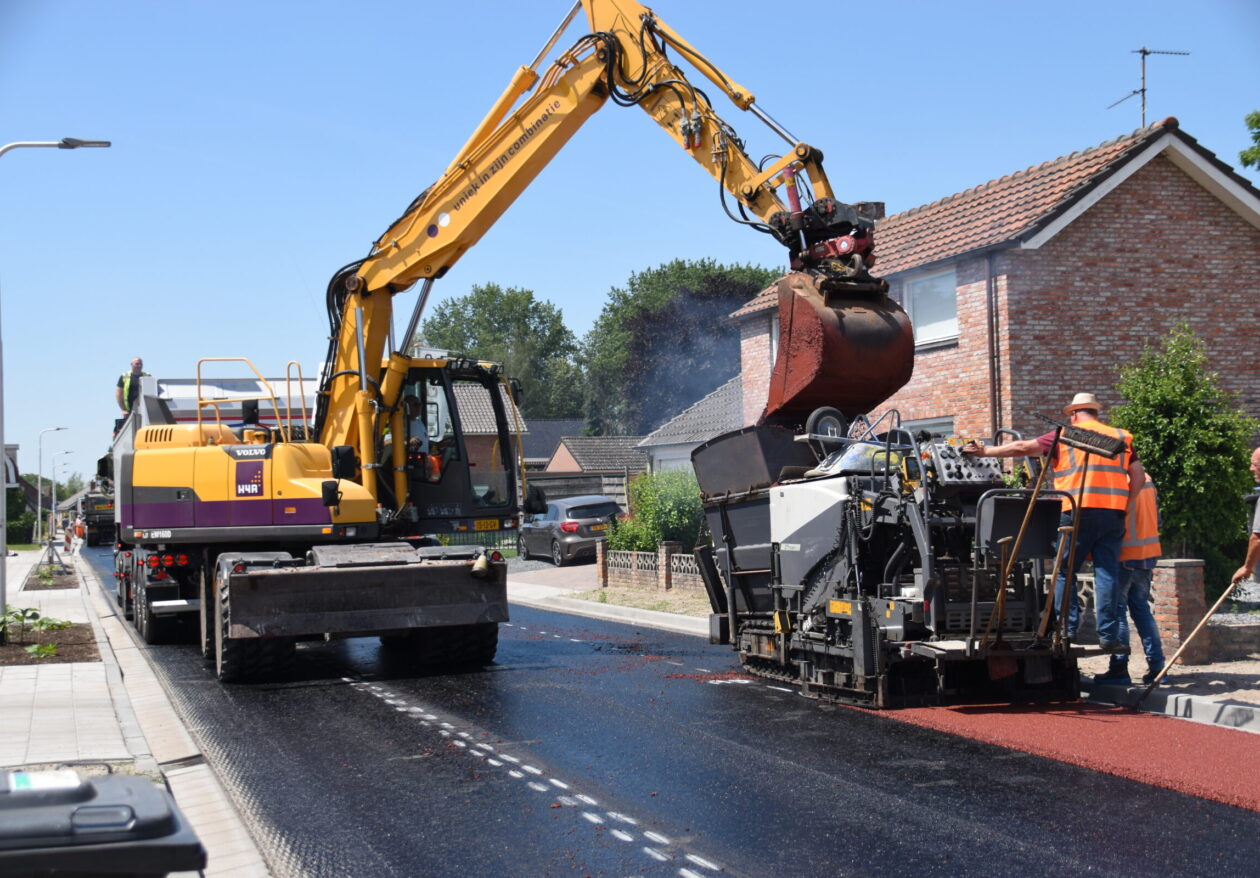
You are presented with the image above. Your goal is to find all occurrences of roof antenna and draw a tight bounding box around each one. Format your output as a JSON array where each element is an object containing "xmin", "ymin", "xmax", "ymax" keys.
[{"xmin": 1107, "ymin": 47, "xmax": 1189, "ymax": 128}]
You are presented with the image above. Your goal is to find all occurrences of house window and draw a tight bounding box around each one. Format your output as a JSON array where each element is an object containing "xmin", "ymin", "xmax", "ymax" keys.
[
  {"xmin": 769, "ymin": 313, "xmax": 780, "ymax": 365},
  {"xmin": 903, "ymin": 269, "xmax": 957, "ymax": 344}
]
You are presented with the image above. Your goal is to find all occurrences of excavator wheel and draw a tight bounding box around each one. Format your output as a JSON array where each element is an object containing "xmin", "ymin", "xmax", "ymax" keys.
[
  {"xmin": 380, "ymin": 623, "xmax": 498, "ymax": 668},
  {"xmin": 214, "ymin": 565, "xmax": 295, "ymax": 683}
]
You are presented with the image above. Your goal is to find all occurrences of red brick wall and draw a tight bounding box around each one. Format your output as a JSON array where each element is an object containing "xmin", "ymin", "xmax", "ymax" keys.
[
  {"xmin": 862, "ymin": 155, "xmax": 1260, "ymax": 440},
  {"xmin": 739, "ymin": 314, "xmax": 773, "ymax": 425}
]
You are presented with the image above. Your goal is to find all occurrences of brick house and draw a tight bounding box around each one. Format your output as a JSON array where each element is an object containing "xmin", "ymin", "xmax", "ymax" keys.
[{"xmin": 730, "ymin": 117, "xmax": 1260, "ymax": 439}]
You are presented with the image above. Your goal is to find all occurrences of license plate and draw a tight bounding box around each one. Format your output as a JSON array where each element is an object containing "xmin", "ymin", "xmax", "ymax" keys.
[
  {"xmin": 590, "ymin": 523, "xmax": 607, "ymax": 532},
  {"xmin": 474, "ymin": 519, "xmax": 499, "ymax": 531}
]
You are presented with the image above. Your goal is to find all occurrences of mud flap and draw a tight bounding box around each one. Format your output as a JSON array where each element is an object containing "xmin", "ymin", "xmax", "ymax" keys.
[{"xmin": 223, "ymin": 558, "xmax": 507, "ymax": 638}]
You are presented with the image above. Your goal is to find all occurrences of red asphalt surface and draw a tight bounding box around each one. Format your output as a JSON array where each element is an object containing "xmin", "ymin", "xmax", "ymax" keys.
[{"xmin": 884, "ymin": 700, "xmax": 1260, "ymax": 812}]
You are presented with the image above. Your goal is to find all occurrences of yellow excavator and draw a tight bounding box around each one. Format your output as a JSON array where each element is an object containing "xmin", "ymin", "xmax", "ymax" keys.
[{"xmin": 106, "ymin": 0, "xmax": 912, "ymax": 682}]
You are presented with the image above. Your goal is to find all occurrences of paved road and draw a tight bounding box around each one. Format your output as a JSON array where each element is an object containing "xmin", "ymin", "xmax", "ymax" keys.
[{"xmin": 84, "ymin": 548, "xmax": 1260, "ymax": 877}]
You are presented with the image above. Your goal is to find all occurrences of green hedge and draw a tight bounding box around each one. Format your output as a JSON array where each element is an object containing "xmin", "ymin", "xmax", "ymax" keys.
[{"xmin": 608, "ymin": 470, "xmax": 703, "ymax": 552}]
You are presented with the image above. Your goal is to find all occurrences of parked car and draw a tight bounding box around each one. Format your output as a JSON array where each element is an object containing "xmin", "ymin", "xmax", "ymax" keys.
[{"xmin": 518, "ymin": 495, "xmax": 622, "ymax": 566}]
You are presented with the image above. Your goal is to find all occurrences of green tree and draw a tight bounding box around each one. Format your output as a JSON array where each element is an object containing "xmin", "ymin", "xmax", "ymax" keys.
[
  {"xmin": 6, "ymin": 487, "xmax": 34, "ymax": 543},
  {"xmin": 418, "ymin": 283, "xmax": 582, "ymax": 419},
  {"xmin": 608, "ymin": 470, "xmax": 704, "ymax": 552},
  {"xmin": 1240, "ymin": 110, "xmax": 1260, "ymax": 171},
  {"xmin": 1111, "ymin": 325, "xmax": 1258, "ymax": 595},
  {"xmin": 582, "ymin": 259, "xmax": 779, "ymax": 435}
]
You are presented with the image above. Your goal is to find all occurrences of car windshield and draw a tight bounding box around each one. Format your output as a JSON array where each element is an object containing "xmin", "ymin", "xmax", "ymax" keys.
[{"xmin": 567, "ymin": 502, "xmax": 619, "ymax": 519}]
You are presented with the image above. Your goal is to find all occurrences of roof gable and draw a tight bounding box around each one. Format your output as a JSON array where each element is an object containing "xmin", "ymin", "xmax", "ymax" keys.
[
  {"xmin": 554, "ymin": 436, "xmax": 648, "ymax": 472},
  {"xmin": 521, "ymin": 419, "xmax": 585, "ymax": 460}
]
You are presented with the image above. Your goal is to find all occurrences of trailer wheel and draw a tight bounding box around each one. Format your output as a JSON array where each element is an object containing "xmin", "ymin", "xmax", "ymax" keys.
[
  {"xmin": 214, "ymin": 565, "xmax": 296, "ymax": 683},
  {"xmin": 134, "ymin": 579, "xmax": 172, "ymax": 645}
]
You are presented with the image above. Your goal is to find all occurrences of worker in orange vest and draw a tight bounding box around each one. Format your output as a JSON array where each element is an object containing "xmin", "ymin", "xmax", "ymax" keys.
[
  {"xmin": 962, "ymin": 392, "xmax": 1145, "ymax": 652},
  {"xmin": 1094, "ymin": 475, "xmax": 1166, "ymax": 686}
]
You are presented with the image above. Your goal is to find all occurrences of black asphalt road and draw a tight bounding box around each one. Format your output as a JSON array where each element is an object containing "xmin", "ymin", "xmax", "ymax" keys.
[{"xmin": 84, "ymin": 548, "xmax": 1260, "ymax": 877}]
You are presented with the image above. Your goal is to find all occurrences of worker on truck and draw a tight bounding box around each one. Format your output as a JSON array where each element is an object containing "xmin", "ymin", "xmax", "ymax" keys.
[
  {"xmin": 115, "ymin": 357, "xmax": 150, "ymax": 413},
  {"xmin": 962, "ymin": 392, "xmax": 1144, "ymax": 652}
]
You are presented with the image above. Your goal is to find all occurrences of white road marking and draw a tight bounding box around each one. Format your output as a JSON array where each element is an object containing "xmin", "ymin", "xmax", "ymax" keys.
[
  {"xmin": 768, "ymin": 686, "xmax": 794, "ymax": 692},
  {"xmin": 685, "ymin": 853, "xmax": 720, "ymax": 870},
  {"xmin": 523, "ymin": 765, "xmax": 542, "ymax": 775},
  {"xmin": 549, "ymin": 778, "xmax": 570, "ymax": 789},
  {"xmin": 576, "ymin": 794, "xmax": 598, "ymax": 806},
  {"xmin": 607, "ymin": 812, "xmax": 637, "ymax": 825},
  {"xmin": 528, "ymin": 782, "xmax": 550, "ymax": 792},
  {"xmin": 610, "ymin": 829, "xmax": 635, "ymax": 842},
  {"xmin": 509, "ymin": 770, "xmax": 524, "ymax": 778},
  {"xmin": 644, "ymin": 831, "xmax": 671, "ymax": 845},
  {"xmin": 680, "ymin": 869, "xmax": 705, "ymax": 878},
  {"xmin": 499, "ymin": 754, "xmax": 520, "ymax": 763},
  {"xmin": 643, "ymin": 847, "xmax": 669, "ymax": 862},
  {"xmin": 487, "ymin": 759, "xmax": 503, "ymax": 767},
  {"xmin": 581, "ymin": 812, "xmax": 604, "ymax": 824}
]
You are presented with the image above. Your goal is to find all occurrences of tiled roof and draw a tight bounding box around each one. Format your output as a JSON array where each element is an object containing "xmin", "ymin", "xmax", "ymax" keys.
[
  {"xmin": 727, "ymin": 283, "xmax": 779, "ymax": 321},
  {"xmin": 521, "ymin": 418, "xmax": 585, "ymax": 461},
  {"xmin": 725, "ymin": 117, "xmax": 1260, "ymax": 301},
  {"xmin": 557, "ymin": 436, "xmax": 648, "ymax": 472},
  {"xmin": 872, "ymin": 117, "xmax": 1178, "ymax": 276},
  {"xmin": 638, "ymin": 375, "xmax": 743, "ymax": 448},
  {"xmin": 453, "ymin": 383, "xmax": 525, "ymax": 435}
]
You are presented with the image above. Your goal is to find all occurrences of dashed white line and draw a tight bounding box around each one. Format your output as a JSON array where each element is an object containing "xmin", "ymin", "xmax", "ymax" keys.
[
  {"xmin": 643, "ymin": 847, "xmax": 669, "ymax": 862},
  {"xmin": 508, "ymin": 770, "xmax": 524, "ymax": 779},
  {"xmin": 610, "ymin": 829, "xmax": 635, "ymax": 842},
  {"xmin": 576, "ymin": 794, "xmax": 598, "ymax": 806},
  {"xmin": 528, "ymin": 782, "xmax": 550, "ymax": 792},
  {"xmin": 644, "ymin": 831, "xmax": 671, "ymax": 845},
  {"xmin": 768, "ymin": 686, "xmax": 794, "ymax": 692},
  {"xmin": 580, "ymin": 812, "xmax": 604, "ymax": 824},
  {"xmin": 523, "ymin": 765, "xmax": 543, "ymax": 775},
  {"xmin": 499, "ymin": 754, "xmax": 520, "ymax": 763},
  {"xmin": 679, "ymin": 869, "xmax": 705, "ymax": 878},
  {"xmin": 607, "ymin": 812, "xmax": 637, "ymax": 825},
  {"xmin": 685, "ymin": 853, "xmax": 720, "ymax": 870},
  {"xmin": 549, "ymin": 778, "xmax": 570, "ymax": 789},
  {"xmin": 487, "ymin": 759, "xmax": 503, "ymax": 767}
]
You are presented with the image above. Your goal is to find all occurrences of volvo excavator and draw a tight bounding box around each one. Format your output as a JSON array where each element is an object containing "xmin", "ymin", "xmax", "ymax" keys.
[{"xmin": 106, "ymin": 0, "xmax": 922, "ymax": 684}]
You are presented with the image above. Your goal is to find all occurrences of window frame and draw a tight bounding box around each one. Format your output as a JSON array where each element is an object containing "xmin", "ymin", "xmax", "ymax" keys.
[{"xmin": 902, "ymin": 267, "xmax": 959, "ymax": 346}]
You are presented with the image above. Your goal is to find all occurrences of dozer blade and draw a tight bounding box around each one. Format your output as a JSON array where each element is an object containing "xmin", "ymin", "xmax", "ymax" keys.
[
  {"xmin": 761, "ymin": 272, "xmax": 914, "ymax": 424},
  {"xmin": 224, "ymin": 558, "xmax": 508, "ymax": 639}
]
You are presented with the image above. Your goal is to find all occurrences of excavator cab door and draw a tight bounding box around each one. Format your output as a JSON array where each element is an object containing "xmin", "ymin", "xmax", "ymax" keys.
[{"xmin": 405, "ymin": 365, "xmax": 518, "ymax": 533}]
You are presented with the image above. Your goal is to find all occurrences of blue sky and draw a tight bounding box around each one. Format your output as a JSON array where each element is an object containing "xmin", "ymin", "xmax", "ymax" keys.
[{"xmin": 2, "ymin": 0, "xmax": 1258, "ymax": 483}]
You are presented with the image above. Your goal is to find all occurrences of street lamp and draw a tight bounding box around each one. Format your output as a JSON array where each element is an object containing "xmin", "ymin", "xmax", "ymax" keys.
[
  {"xmin": 0, "ymin": 136, "xmax": 109, "ymax": 645},
  {"xmin": 36, "ymin": 427, "xmax": 67, "ymax": 543},
  {"xmin": 51, "ymin": 451, "xmax": 73, "ymax": 534},
  {"xmin": 0, "ymin": 138, "xmax": 112, "ymax": 159}
]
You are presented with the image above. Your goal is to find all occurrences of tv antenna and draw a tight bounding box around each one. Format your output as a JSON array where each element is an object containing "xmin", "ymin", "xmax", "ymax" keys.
[{"xmin": 1107, "ymin": 47, "xmax": 1189, "ymax": 127}]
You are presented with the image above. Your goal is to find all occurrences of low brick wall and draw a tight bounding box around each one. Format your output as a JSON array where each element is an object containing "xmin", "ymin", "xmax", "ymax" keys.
[
  {"xmin": 596, "ymin": 541, "xmax": 704, "ymax": 591},
  {"xmin": 1153, "ymin": 559, "xmax": 1210, "ymax": 665},
  {"xmin": 1208, "ymin": 618, "xmax": 1260, "ymax": 662}
]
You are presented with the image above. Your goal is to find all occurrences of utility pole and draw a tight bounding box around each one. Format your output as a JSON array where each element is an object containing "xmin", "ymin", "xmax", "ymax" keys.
[{"xmin": 1107, "ymin": 47, "xmax": 1190, "ymax": 128}]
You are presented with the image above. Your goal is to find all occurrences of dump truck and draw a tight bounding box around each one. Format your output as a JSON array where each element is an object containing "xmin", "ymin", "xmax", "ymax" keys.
[{"xmin": 82, "ymin": 492, "xmax": 115, "ymax": 547}]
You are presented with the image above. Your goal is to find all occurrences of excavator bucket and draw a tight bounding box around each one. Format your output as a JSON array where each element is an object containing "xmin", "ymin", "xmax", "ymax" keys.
[{"xmin": 760, "ymin": 273, "xmax": 915, "ymax": 425}]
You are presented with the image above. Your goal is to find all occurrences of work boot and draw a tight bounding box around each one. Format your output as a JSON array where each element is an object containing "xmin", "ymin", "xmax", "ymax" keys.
[
  {"xmin": 1142, "ymin": 665, "xmax": 1165, "ymax": 685},
  {"xmin": 1092, "ymin": 665, "xmax": 1131, "ymax": 686},
  {"xmin": 1098, "ymin": 640, "xmax": 1131, "ymax": 654}
]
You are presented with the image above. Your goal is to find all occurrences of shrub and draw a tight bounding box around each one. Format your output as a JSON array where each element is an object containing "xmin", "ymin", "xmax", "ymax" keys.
[
  {"xmin": 1111, "ymin": 324, "xmax": 1258, "ymax": 597},
  {"xmin": 608, "ymin": 470, "xmax": 704, "ymax": 552}
]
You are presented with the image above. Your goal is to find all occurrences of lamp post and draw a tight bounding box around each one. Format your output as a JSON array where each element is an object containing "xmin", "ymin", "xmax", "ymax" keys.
[
  {"xmin": 51, "ymin": 451, "xmax": 73, "ymax": 536},
  {"xmin": 1, "ymin": 136, "xmax": 109, "ymax": 644},
  {"xmin": 36, "ymin": 427, "xmax": 67, "ymax": 543}
]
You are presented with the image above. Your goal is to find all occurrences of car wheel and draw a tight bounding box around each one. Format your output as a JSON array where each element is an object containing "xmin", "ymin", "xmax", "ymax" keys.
[
  {"xmin": 518, "ymin": 533, "xmax": 530, "ymax": 560},
  {"xmin": 551, "ymin": 540, "xmax": 565, "ymax": 567}
]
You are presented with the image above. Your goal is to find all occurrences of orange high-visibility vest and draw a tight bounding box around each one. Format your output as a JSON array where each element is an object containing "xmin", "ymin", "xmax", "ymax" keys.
[
  {"xmin": 1120, "ymin": 478, "xmax": 1161, "ymax": 562},
  {"xmin": 1052, "ymin": 418, "xmax": 1134, "ymax": 512}
]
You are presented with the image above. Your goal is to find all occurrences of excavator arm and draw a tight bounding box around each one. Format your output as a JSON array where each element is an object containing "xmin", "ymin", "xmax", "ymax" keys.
[{"xmin": 317, "ymin": 0, "xmax": 894, "ymax": 483}]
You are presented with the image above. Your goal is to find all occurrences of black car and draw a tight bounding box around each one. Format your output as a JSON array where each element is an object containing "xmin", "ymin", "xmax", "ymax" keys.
[{"xmin": 518, "ymin": 495, "xmax": 622, "ymax": 566}]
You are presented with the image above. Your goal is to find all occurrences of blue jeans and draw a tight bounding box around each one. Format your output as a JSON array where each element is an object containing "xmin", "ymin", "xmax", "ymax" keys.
[
  {"xmin": 1109, "ymin": 566, "xmax": 1166, "ymax": 670},
  {"xmin": 1053, "ymin": 509, "xmax": 1125, "ymax": 643}
]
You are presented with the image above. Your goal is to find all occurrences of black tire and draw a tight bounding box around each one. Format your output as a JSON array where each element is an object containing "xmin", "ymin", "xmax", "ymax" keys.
[
  {"xmin": 551, "ymin": 540, "xmax": 565, "ymax": 567},
  {"xmin": 134, "ymin": 580, "xmax": 172, "ymax": 645},
  {"xmin": 86, "ymin": 534, "xmax": 98, "ymax": 548},
  {"xmin": 805, "ymin": 406, "xmax": 848, "ymax": 458},
  {"xmin": 214, "ymin": 564, "xmax": 295, "ymax": 682},
  {"xmin": 518, "ymin": 534, "xmax": 530, "ymax": 560}
]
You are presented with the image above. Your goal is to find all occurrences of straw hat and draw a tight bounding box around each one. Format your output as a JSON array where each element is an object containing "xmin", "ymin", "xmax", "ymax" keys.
[{"xmin": 1063, "ymin": 392, "xmax": 1101, "ymax": 416}]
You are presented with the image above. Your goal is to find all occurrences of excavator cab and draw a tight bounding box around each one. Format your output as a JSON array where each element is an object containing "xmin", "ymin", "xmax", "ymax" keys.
[{"xmin": 394, "ymin": 361, "xmax": 520, "ymax": 535}]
